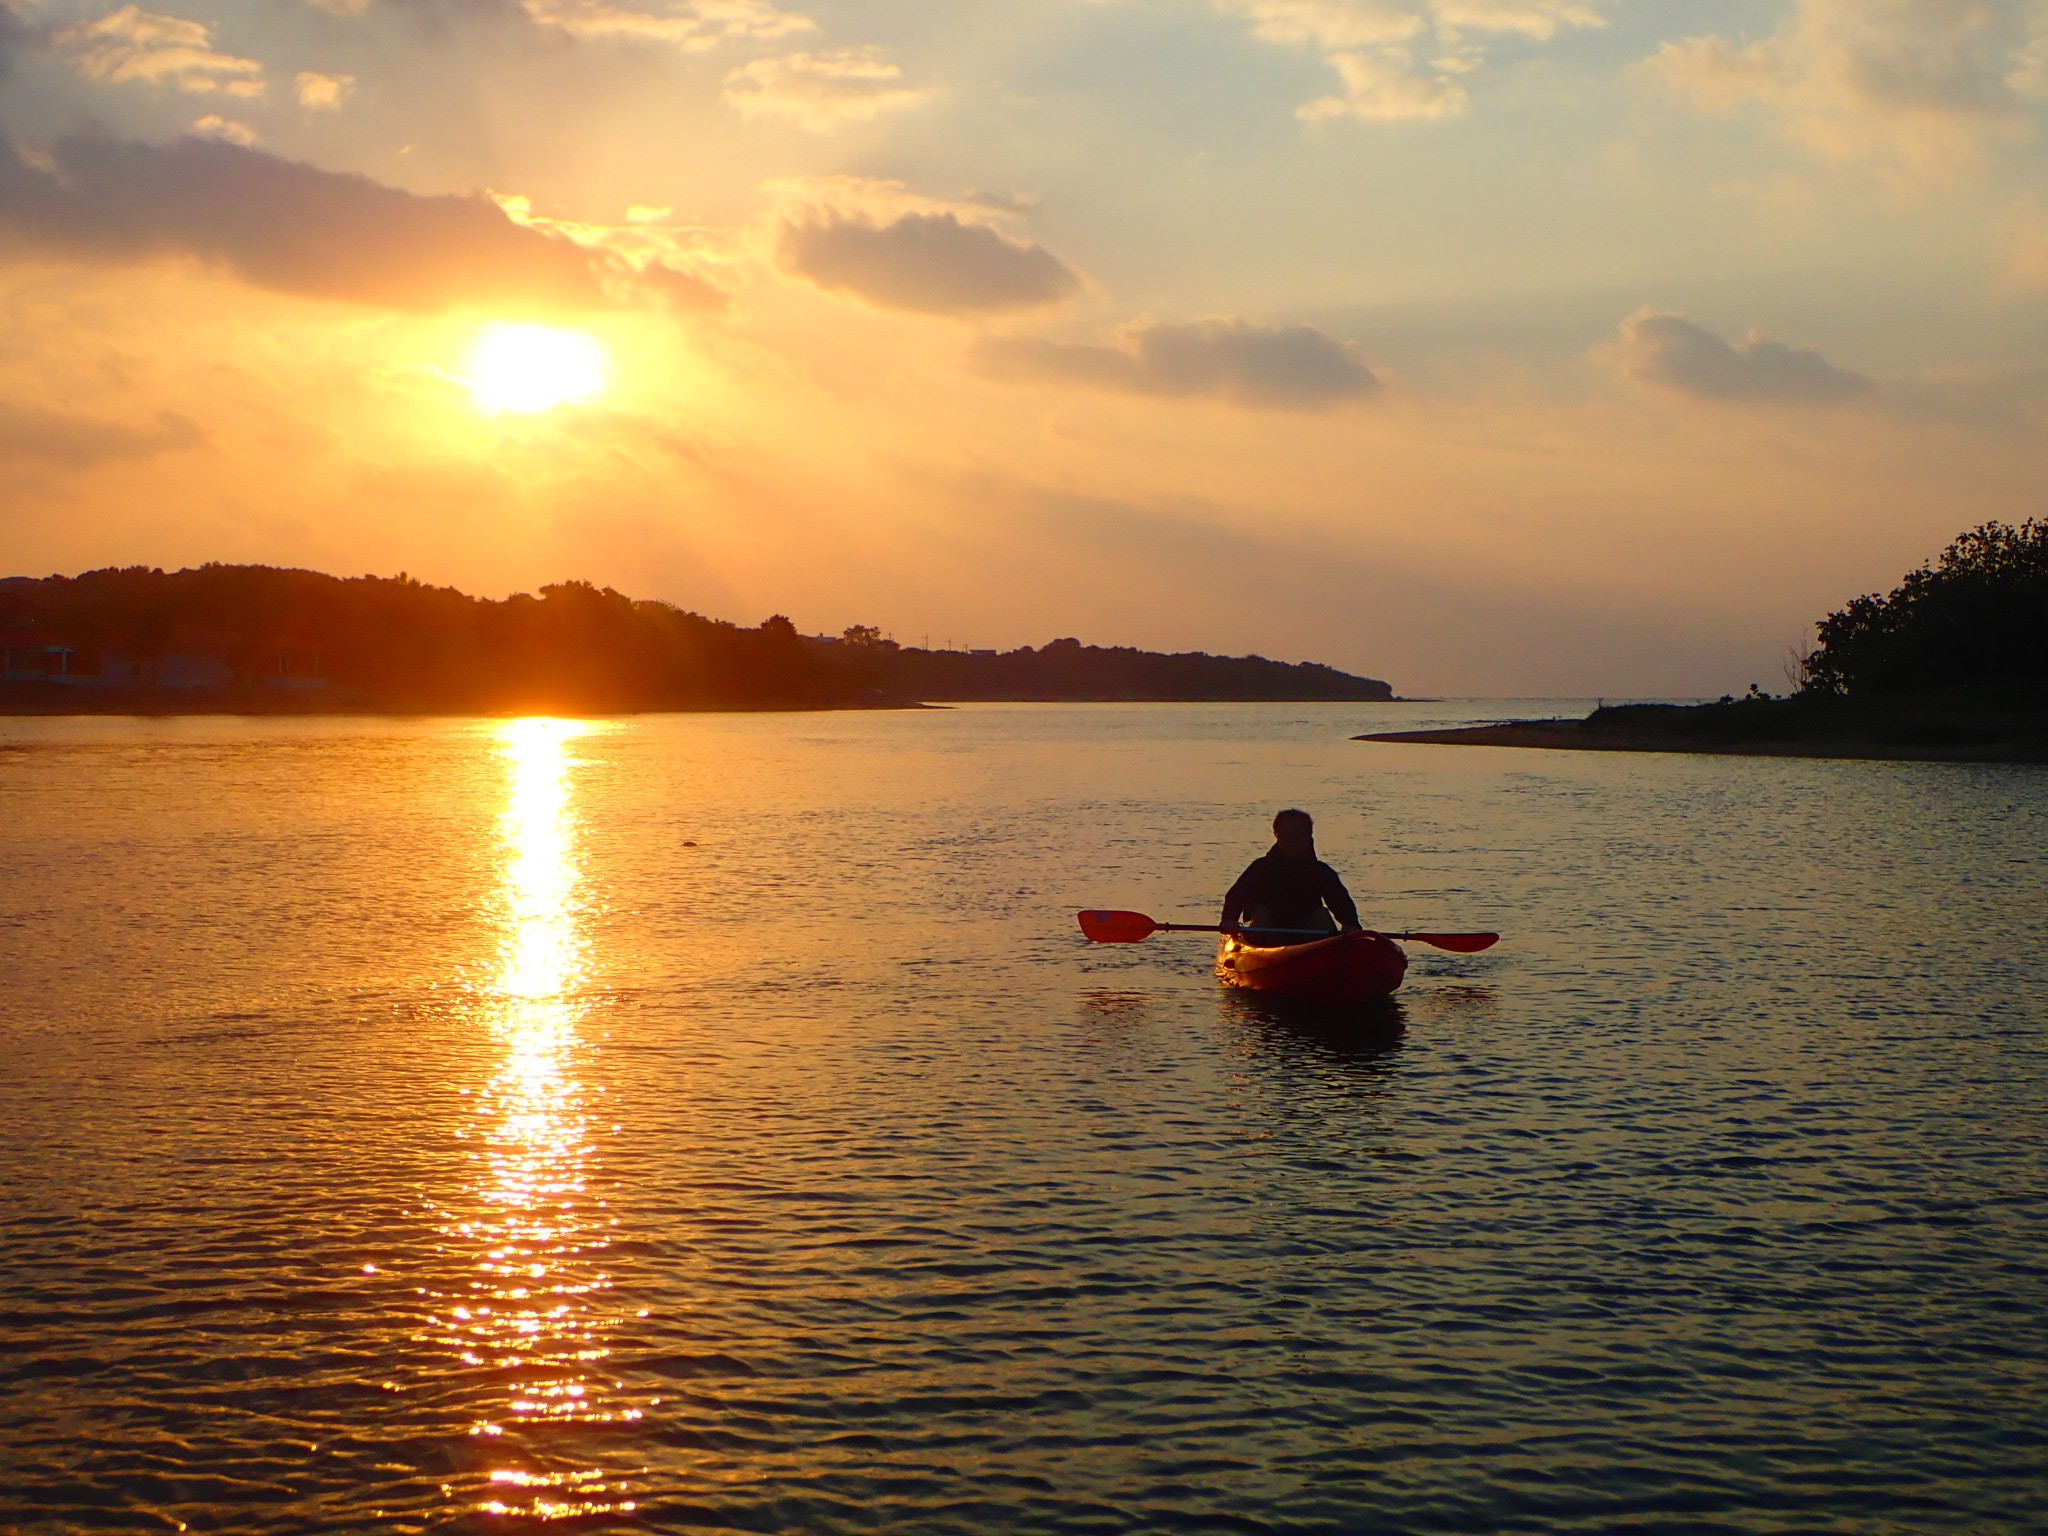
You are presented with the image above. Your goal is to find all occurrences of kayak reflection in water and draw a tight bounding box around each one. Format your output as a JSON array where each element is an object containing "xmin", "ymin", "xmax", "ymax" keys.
[{"xmin": 1219, "ymin": 808, "xmax": 1363, "ymax": 941}]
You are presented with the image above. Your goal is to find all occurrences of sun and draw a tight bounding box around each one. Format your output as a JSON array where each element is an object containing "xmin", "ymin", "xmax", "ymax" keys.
[{"xmin": 465, "ymin": 322, "xmax": 607, "ymax": 413}]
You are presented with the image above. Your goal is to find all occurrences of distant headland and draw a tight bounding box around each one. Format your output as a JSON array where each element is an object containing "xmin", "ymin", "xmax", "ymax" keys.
[
  {"xmin": 0, "ymin": 564, "xmax": 1393, "ymax": 714},
  {"xmin": 1362, "ymin": 518, "xmax": 2048, "ymax": 765}
]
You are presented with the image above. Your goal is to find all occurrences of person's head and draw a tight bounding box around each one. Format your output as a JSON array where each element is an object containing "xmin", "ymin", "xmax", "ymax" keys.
[{"xmin": 1271, "ymin": 807, "xmax": 1314, "ymax": 852}]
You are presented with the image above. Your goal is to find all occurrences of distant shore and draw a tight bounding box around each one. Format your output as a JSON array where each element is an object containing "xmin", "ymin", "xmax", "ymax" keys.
[
  {"xmin": 0, "ymin": 684, "xmax": 1398, "ymax": 717},
  {"xmin": 0, "ymin": 684, "xmax": 933, "ymax": 717},
  {"xmin": 1359, "ymin": 708, "xmax": 2048, "ymax": 766}
]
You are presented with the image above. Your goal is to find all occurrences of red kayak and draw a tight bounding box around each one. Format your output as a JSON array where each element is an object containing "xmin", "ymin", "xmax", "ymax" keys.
[{"xmin": 1216, "ymin": 929, "xmax": 1407, "ymax": 1005}]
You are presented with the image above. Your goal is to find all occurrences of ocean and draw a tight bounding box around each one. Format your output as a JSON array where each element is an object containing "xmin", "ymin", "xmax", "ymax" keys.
[{"xmin": 3, "ymin": 702, "xmax": 2043, "ymax": 1533}]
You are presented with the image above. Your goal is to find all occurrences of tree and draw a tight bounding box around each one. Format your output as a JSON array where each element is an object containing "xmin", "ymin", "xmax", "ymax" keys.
[{"xmin": 1803, "ymin": 518, "xmax": 2048, "ymax": 698}]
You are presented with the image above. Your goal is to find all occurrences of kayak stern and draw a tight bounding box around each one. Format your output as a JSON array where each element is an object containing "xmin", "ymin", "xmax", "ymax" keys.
[{"xmin": 1217, "ymin": 929, "xmax": 1407, "ymax": 1006}]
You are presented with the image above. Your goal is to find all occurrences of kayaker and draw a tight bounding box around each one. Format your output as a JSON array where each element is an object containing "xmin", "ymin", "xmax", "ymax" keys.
[{"xmin": 1219, "ymin": 808, "xmax": 1363, "ymax": 938}]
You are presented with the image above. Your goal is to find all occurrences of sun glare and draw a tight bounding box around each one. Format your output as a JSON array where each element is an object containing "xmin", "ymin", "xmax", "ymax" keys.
[{"xmin": 466, "ymin": 323, "xmax": 607, "ymax": 414}]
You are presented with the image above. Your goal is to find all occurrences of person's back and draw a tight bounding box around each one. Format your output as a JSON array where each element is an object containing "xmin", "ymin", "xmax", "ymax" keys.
[{"xmin": 1219, "ymin": 808, "xmax": 1361, "ymax": 939}]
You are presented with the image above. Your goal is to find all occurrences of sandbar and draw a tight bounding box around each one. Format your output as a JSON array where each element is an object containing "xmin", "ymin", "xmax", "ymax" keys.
[{"xmin": 1357, "ymin": 719, "xmax": 2048, "ymax": 765}]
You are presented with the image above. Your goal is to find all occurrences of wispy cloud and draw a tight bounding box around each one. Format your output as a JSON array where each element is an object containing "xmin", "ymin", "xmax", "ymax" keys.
[
  {"xmin": 294, "ymin": 70, "xmax": 355, "ymax": 110},
  {"xmin": 975, "ymin": 318, "xmax": 1381, "ymax": 409},
  {"xmin": 519, "ymin": 0, "xmax": 813, "ymax": 50},
  {"xmin": 57, "ymin": 5, "xmax": 265, "ymax": 97},
  {"xmin": 190, "ymin": 113, "xmax": 258, "ymax": 146},
  {"xmin": 0, "ymin": 402, "xmax": 202, "ymax": 467},
  {"xmin": 1215, "ymin": 0, "xmax": 1611, "ymax": 122},
  {"xmin": 1433, "ymin": 0, "xmax": 1604, "ymax": 41},
  {"xmin": 1640, "ymin": 0, "xmax": 2048, "ymax": 176},
  {"xmin": 1299, "ymin": 46, "xmax": 1469, "ymax": 120},
  {"xmin": 724, "ymin": 47, "xmax": 928, "ymax": 129}
]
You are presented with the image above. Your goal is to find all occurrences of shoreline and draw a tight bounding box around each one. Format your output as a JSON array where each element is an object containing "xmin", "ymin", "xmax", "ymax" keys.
[
  {"xmin": 1357, "ymin": 719, "xmax": 2048, "ymax": 765},
  {"xmin": 0, "ymin": 691, "xmax": 941, "ymax": 718},
  {"xmin": 0, "ymin": 689, "xmax": 1399, "ymax": 717}
]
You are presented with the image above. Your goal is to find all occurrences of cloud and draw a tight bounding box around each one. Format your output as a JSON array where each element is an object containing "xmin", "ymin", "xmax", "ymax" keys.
[
  {"xmin": 487, "ymin": 192, "xmax": 731, "ymax": 305},
  {"xmin": 1215, "ymin": 0, "xmax": 1609, "ymax": 123},
  {"xmin": 0, "ymin": 403, "xmax": 202, "ymax": 466},
  {"xmin": 2013, "ymin": 209, "xmax": 2048, "ymax": 287},
  {"xmin": 1220, "ymin": 0, "xmax": 1426, "ymax": 50},
  {"xmin": 778, "ymin": 208, "xmax": 1079, "ymax": 314},
  {"xmin": 57, "ymin": 5, "xmax": 265, "ymax": 97},
  {"xmin": 1300, "ymin": 46, "xmax": 1470, "ymax": 120},
  {"xmin": 1433, "ymin": 0, "xmax": 1604, "ymax": 40},
  {"xmin": 0, "ymin": 133, "xmax": 721, "ymax": 313},
  {"xmin": 724, "ymin": 48, "xmax": 929, "ymax": 129},
  {"xmin": 190, "ymin": 114, "xmax": 258, "ymax": 146},
  {"xmin": 1610, "ymin": 308, "xmax": 1870, "ymax": 403},
  {"xmin": 295, "ymin": 70, "xmax": 355, "ymax": 109},
  {"xmin": 1640, "ymin": 0, "xmax": 2048, "ymax": 175},
  {"xmin": 0, "ymin": 4, "xmax": 30, "ymax": 79},
  {"xmin": 974, "ymin": 318, "xmax": 1381, "ymax": 409},
  {"xmin": 519, "ymin": 0, "xmax": 812, "ymax": 49}
]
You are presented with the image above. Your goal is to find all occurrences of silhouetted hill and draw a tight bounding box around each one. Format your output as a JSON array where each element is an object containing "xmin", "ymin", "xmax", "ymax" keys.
[
  {"xmin": 0, "ymin": 564, "xmax": 1394, "ymax": 712},
  {"xmin": 850, "ymin": 635, "xmax": 1391, "ymax": 702},
  {"xmin": 0, "ymin": 565, "xmax": 852, "ymax": 711}
]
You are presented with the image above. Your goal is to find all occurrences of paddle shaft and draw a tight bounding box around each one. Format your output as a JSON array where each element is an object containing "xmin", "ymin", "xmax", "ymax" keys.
[
  {"xmin": 1076, "ymin": 909, "xmax": 1498, "ymax": 951},
  {"xmin": 1166, "ymin": 922, "xmax": 1484, "ymax": 945},
  {"xmin": 1159, "ymin": 922, "xmax": 1329, "ymax": 937}
]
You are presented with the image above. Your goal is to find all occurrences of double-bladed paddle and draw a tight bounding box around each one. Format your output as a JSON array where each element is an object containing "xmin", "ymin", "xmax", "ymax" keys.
[{"xmin": 1077, "ymin": 909, "xmax": 1499, "ymax": 952}]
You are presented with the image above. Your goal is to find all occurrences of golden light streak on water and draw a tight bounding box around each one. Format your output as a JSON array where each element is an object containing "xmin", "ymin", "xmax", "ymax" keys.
[{"xmin": 430, "ymin": 719, "xmax": 641, "ymax": 1521}]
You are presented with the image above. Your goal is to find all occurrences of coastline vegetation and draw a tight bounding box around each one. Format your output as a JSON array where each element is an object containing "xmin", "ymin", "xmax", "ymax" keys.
[
  {"xmin": 0, "ymin": 563, "xmax": 1392, "ymax": 713},
  {"xmin": 1580, "ymin": 518, "xmax": 2046, "ymax": 755},
  {"xmin": 1357, "ymin": 520, "xmax": 2048, "ymax": 762}
]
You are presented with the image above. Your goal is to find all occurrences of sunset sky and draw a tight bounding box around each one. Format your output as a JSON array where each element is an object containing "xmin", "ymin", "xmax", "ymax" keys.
[{"xmin": 1, "ymin": 0, "xmax": 2044, "ymax": 693}]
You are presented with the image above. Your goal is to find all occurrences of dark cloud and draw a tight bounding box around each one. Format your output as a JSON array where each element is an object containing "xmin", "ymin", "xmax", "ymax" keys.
[
  {"xmin": 974, "ymin": 319, "xmax": 1381, "ymax": 410},
  {"xmin": 778, "ymin": 209, "xmax": 1079, "ymax": 315},
  {"xmin": 1614, "ymin": 307, "xmax": 1869, "ymax": 402},
  {"xmin": 0, "ymin": 403, "xmax": 202, "ymax": 466},
  {"xmin": 0, "ymin": 133, "xmax": 721, "ymax": 314},
  {"xmin": 0, "ymin": 3, "xmax": 30, "ymax": 79}
]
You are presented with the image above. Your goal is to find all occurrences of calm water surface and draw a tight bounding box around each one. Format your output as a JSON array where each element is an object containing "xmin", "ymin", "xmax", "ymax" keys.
[{"xmin": 2, "ymin": 703, "xmax": 2044, "ymax": 1534}]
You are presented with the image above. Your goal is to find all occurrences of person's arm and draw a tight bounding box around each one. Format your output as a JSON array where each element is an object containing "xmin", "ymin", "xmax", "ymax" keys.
[
  {"xmin": 1320, "ymin": 863, "xmax": 1363, "ymax": 931},
  {"xmin": 1219, "ymin": 861, "xmax": 1260, "ymax": 930}
]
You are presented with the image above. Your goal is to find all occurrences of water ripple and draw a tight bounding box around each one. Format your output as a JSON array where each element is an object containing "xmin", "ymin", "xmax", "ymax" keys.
[{"xmin": 2, "ymin": 707, "xmax": 2045, "ymax": 1533}]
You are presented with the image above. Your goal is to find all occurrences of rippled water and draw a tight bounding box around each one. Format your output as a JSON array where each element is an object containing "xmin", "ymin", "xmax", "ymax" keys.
[{"xmin": 3, "ymin": 703, "xmax": 2045, "ymax": 1534}]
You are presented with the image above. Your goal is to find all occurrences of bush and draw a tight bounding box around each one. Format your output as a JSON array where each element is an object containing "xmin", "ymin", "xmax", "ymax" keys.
[{"xmin": 1802, "ymin": 519, "xmax": 2048, "ymax": 700}]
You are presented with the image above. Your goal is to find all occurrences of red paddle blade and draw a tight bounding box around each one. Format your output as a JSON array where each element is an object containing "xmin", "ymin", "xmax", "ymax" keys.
[
  {"xmin": 1399, "ymin": 931, "xmax": 1499, "ymax": 953},
  {"xmin": 1077, "ymin": 909, "xmax": 1160, "ymax": 943}
]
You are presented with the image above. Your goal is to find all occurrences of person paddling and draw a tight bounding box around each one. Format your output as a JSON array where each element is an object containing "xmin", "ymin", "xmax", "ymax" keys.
[{"xmin": 1219, "ymin": 808, "xmax": 1362, "ymax": 940}]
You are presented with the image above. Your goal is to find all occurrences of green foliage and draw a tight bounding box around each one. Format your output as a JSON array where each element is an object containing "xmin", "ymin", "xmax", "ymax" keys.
[{"xmin": 1803, "ymin": 519, "xmax": 2048, "ymax": 699}]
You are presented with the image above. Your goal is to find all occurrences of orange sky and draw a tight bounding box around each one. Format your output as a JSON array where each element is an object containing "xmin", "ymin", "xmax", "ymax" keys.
[{"xmin": 1, "ymin": 0, "xmax": 2045, "ymax": 693}]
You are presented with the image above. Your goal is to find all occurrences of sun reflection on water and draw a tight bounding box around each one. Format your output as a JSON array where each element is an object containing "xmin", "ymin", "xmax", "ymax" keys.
[{"xmin": 430, "ymin": 718, "xmax": 641, "ymax": 1520}]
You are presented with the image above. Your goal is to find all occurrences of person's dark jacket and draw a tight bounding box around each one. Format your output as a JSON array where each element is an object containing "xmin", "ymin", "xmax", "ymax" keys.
[{"xmin": 1221, "ymin": 848, "xmax": 1361, "ymax": 933}]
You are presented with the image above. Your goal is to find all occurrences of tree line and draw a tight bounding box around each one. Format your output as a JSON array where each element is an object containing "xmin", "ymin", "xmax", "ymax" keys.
[
  {"xmin": 1801, "ymin": 518, "xmax": 2046, "ymax": 702},
  {"xmin": 2, "ymin": 566, "xmax": 869, "ymax": 710},
  {"xmin": 851, "ymin": 632, "xmax": 1391, "ymax": 701},
  {"xmin": 0, "ymin": 564, "xmax": 1393, "ymax": 710}
]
